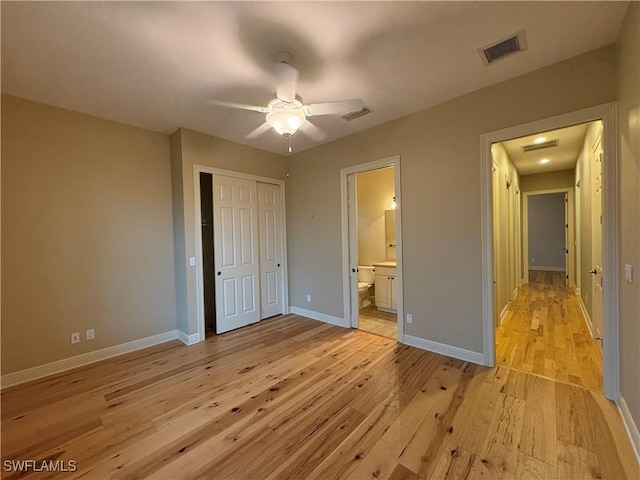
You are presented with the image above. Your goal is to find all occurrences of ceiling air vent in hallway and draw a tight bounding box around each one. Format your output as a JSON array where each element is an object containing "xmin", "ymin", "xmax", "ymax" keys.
[
  {"xmin": 342, "ymin": 106, "xmax": 372, "ymax": 121},
  {"xmin": 478, "ymin": 30, "xmax": 527, "ymax": 65},
  {"xmin": 522, "ymin": 139, "xmax": 559, "ymax": 152}
]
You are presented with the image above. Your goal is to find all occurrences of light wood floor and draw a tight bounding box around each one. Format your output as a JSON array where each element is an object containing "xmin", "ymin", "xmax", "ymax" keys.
[
  {"xmin": 359, "ymin": 305, "xmax": 397, "ymax": 339},
  {"xmin": 496, "ymin": 270, "xmax": 603, "ymax": 391},
  {"xmin": 2, "ymin": 314, "xmax": 638, "ymax": 479}
]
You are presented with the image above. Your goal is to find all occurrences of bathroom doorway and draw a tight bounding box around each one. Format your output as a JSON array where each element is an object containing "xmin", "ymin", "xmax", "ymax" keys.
[{"xmin": 341, "ymin": 156, "xmax": 403, "ymax": 341}]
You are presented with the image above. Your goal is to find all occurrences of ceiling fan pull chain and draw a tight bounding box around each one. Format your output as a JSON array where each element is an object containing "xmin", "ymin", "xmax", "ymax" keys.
[{"xmin": 288, "ymin": 136, "xmax": 292, "ymax": 153}]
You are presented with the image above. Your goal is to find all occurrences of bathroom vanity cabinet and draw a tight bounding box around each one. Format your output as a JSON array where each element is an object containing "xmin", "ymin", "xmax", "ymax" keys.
[{"xmin": 374, "ymin": 262, "xmax": 397, "ymax": 313}]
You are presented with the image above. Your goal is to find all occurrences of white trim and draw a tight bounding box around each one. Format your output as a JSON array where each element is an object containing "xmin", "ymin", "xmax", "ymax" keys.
[
  {"xmin": 499, "ymin": 303, "xmax": 510, "ymax": 325},
  {"xmin": 528, "ymin": 266, "xmax": 566, "ymax": 272},
  {"xmin": 578, "ymin": 294, "xmax": 594, "ymax": 339},
  {"xmin": 480, "ymin": 103, "xmax": 619, "ymax": 400},
  {"xmin": 289, "ymin": 306, "xmax": 349, "ymax": 328},
  {"xmin": 617, "ymin": 396, "xmax": 640, "ymax": 464},
  {"xmin": 340, "ymin": 156, "xmax": 404, "ymax": 343},
  {"xmin": 1, "ymin": 330, "xmax": 182, "ymax": 389},
  {"xmin": 522, "ymin": 188, "xmax": 575, "ymax": 287},
  {"xmin": 193, "ymin": 166, "xmax": 289, "ymax": 344},
  {"xmin": 404, "ymin": 334, "xmax": 485, "ymax": 365},
  {"xmin": 178, "ymin": 331, "xmax": 200, "ymax": 346}
]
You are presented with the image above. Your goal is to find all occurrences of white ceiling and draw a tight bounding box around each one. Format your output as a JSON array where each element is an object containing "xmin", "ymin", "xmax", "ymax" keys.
[
  {"xmin": 1, "ymin": 1, "xmax": 629, "ymax": 156},
  {"xmin": 502, "ymin": 122, "xmax": 594, "ymax": 176}
]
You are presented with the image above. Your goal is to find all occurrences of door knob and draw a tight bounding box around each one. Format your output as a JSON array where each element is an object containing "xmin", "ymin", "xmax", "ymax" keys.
[
  {"xmin": 277, "ymin": 263, "xmax": 281, "ymax": 267},
  {"xmin": 352, "ymin": 268, "xmax": 356, "ymax": 273},
  {"xmin": 589, "ymin": 269, "xmax": 597, "ymax": 274},
  {"xmin": 217, "ymin": 271, "xmax": 222, "ymax": 276}
]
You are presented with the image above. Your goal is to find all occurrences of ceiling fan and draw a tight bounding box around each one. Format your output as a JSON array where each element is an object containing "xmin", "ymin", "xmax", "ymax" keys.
[{"xmin": 212, "ymin": 52, "xmax": 365, "ymax": 151}]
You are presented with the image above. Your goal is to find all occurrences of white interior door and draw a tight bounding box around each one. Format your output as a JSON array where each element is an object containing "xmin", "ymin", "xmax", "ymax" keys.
[
  {"xmin": 591, "ymin": 137, "xmax": 603, "ymax": 345},
  {"xmin": 213, "ymin": 175, "xmax": 260, "ymax": 333},
  {"xmin": 258, "ymin": 182, "xmax": 282, "ymax": 319}
]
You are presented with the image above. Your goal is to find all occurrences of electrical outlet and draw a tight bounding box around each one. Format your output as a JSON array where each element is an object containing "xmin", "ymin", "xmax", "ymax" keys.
[
  {"xmin": 71, "ymin": 332, "xmax": 80, "ymax": 344},
  {"xmin": 406, "ymin": 313, "xmax": 413, "ymax": 324},
  {"xmin": 306, "ymin": 294, "xmax": 311, "ymax": 303},
  {"xmin": 86, "ymin": 329, "xmax": 95, "ymax": 340}
]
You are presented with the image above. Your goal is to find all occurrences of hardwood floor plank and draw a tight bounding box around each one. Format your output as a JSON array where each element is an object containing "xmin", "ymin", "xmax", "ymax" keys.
[
  {"xmin": 496, "ymin": 273, "xmax": 602, "ymax": 390},
  {"xmin": 305, "ymin": 388, "xmax": 404, "ymax": 480},
  {"xmin": 1, "ymin": 314, "xmax": 637, "ymax": 480}
]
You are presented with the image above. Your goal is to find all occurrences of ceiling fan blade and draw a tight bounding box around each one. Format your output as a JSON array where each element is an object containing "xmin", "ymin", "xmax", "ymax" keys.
[
  {"xmin": 275, "ymin": 62, "xmax": 298, "ymax": 103},
  {"xmin": 299, "ymin": 121, "xmax": 326, "ymax": 141},
  {"xmin": 209, "ymin": 100, "xmax": 269, "ymax": 113},
  {"xmin": 246, "ymin": 122, "xmax": 272, "ymax": 139},
  {"xmin": 304, "ymin": 99, "xmax": 364, "ymax": 116}
]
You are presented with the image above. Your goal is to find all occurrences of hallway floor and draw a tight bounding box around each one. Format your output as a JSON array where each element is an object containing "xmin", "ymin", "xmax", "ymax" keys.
[
  {"xmin": 358, "ymin": 304, "xmax": 397, "ymax": 340},
  {"xmin": 496, "ymin": 270, "xmax": 602, "ymax": 391}
]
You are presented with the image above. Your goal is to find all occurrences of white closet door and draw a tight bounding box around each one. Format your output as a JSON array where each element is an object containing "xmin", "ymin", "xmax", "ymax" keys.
[
  {"xmin": 213, "ymin": 175, "xmax": 260, "ymax": 333},
  {"xmin": 258, "ymin": 182, "xmax": 283, "ymax": 319}
]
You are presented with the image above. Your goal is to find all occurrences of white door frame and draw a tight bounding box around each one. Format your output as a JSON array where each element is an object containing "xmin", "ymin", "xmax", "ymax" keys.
[
  {"xmin": 340, "ymin": 155, "xmax": 404, "ymax": 342},
  {"xmin": 480, "ymin": 103, "xmax": 619, "ymax": 400},
  {"xmin": 193, "ymin": 165, "xmax": 289, "ymax": 342},
  {"xmin": 522, "ymin": 188, "xmax": 575, "ymax": 288}
]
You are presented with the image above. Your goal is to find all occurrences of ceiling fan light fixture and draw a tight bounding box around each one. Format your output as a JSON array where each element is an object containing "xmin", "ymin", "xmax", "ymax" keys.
[{"xmin": 266, "ymin": 99, "xmax": 306, "ymax": 136}]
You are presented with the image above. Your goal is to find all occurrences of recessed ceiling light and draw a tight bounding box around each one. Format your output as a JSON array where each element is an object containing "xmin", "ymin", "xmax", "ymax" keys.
[
  {"xmin": 534, "ymin": 136, "xmax": 547, "ymax": 144},
  {"xmin": 539, "ymin": 158, "xmax": 550, "ymax": 164}
]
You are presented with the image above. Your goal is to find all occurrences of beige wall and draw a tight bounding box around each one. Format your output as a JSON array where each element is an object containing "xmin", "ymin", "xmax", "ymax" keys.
[
  {"xmin": 1, "ymin": 95, "xmax": 176, "ymax": 374},
  {"xmin": 616, "ymin": 1, "xmax": 640, "ymax": 434},
  {"xmin": 520, "ymin": 169, "xmax": 575, "ymax": 192},
  {"xmin": 287, "ymin": 46, "xmax": 616, "ymax": 353},
  {"xmin": 356, "ymin": 167, "xmax": 395, "ymax": 266},
  {"xmin": 170, "ymin": 128, "xmax": 286, "ymax": 336}
]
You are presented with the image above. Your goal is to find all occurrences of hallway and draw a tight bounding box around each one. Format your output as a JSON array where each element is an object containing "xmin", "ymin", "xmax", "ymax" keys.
[{"xmin": 496, "ymin": 270, "xmax": 602, "ymax": 391}]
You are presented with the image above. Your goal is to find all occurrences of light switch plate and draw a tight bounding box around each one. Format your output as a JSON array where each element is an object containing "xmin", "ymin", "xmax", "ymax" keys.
[
  {"xmin": 189, "ymin": 257, "xmax": 196, "ymax": 267},
  {"xmin": 625, "ymin": 264, "xmax": 633, "ymax": 284}
]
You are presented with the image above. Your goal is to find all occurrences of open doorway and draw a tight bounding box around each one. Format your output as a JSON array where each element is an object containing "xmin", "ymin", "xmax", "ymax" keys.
[
  {"xmin": 354, "ymin": 167, "xmax": 397, "ymax": 339},
  {"xmin": 489, "ymin": 117, "xmax": 609, "ymax": 395},
  {"xmin": 341, "ymin": 156, "xmax": 403, "ymax": 342}
]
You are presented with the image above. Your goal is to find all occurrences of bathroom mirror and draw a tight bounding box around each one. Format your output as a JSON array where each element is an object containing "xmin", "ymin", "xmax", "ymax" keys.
[{"xmin": 385, "ymin": 209, "xmax": 396, "ymax": 260}]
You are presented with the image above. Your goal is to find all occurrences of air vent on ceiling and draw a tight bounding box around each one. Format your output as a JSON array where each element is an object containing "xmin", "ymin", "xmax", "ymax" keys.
[
  {"xmin": 478, "ymin": 30, "xmax": 527, "ymax": 65},
  {"xmin": 342, "ymin": 106, "xmax": 372, "ymax": 121},
  {"xmin": 522, "ymin": 139, "xmax": 559, "ymax": 152}
]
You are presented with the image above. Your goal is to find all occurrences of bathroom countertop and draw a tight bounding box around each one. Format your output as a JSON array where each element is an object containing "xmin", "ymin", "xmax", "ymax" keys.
[{"xmin": 373, "ymin": 260, "xmax": 397, "ymax": 267}]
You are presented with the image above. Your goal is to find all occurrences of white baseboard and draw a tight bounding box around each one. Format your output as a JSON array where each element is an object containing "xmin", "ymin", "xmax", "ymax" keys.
[
  {"xmin": 499, "ymin": 303, "xmax": 510, "ymax": 325},
  {"xmin": 403, "ymin": 334, "xmax": 485, "ymax": 365},
  {"xmin": 528, "ymin": 266, "xmax": 566, "ymax": 272},
  {"xmin": 289, "ymin": 306, "xmax": 349, "ymax": 328},
  {"xmin": 577, "ymin": 295, "xmax": 594, "ymax": 339},
  {"xmin": 178, "ymin": 331, "xmax": 201, "ymax": 346},
  {"xmin": 617, "ymin": 396, "xmax": 640, "ymax": 464},
  {"xmin": 1, "ymin": 330, "xmax": 184, "ymax": 389}
]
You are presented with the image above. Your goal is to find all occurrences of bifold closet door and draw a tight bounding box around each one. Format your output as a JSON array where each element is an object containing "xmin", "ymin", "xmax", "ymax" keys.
[
  {"xmin": 213, "ymin": 175, "xmax": 260, "ymax": 333},
  {"xmin": 258, "ymin": 182, "xmax": 283, "ymax": 319}
]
